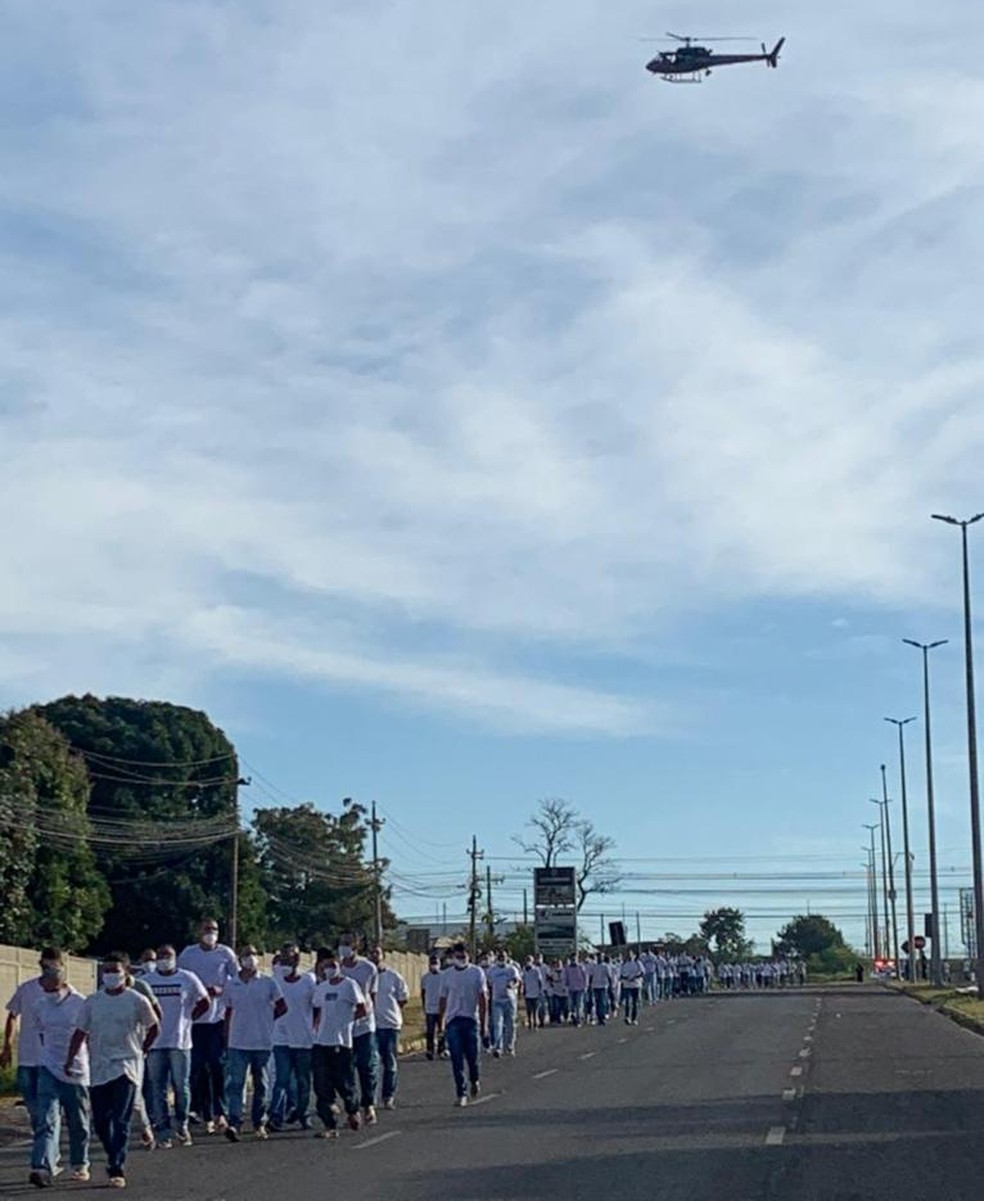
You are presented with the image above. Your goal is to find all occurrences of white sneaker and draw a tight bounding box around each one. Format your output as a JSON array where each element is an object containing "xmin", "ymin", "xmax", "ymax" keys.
[
  {"xmin": 363, "ymin": 1106, "xmax": 377, "ymax": 1126},
  {"xmin": 70, "ymin": 1167, "xmax": 90, "ymax": 1182},
  {"xmin": 382, "ymin": 1097, "xmax": 396, "ymax": 1111},
  {"xmin": 455, "ymin": 1095, "xmax": 468, "ymax": 1108}
]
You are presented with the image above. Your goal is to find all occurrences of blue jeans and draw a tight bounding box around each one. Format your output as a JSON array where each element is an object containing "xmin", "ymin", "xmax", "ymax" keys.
[
  {"xmin": 225, "ymin": 1049, "xmax": 271, "ymax": 1130},
  {"xmin": 568, "ymin": 990, "xmax": 584, "ymax": 1025},
  {"xmin": 445, "ymin": 1017, "xmax": 480, "ymax": 1098},
  {"xmin": 375, "ymin": 1028, "xmax": 399, "ymax": 1102},
  {"xmin": 146, "ymin": 1047, "xmax": 191, "ymax": 1139},
  {"xmin": 623, "ymin": 987, "xmax": 640, "ymax": 1022},
  {"xmin": 90, "ymin": 1075, "xmax": 136, "ymax": 1179},
  {"xmin": 593, "ymin": 987, "xmax": 609, "ymax": 1023},
  {"xmin": 16, "ymin": 1065, "xmax": 41, "ymax": 1134},
  {"xmin": 271, "ymin": 1046, "xmax": 312, "ymax": 1125},
  {"xmin": 352, "ymin": 1032, "xmax": 379, "ymax": 1111},
  {"xmin": 33, "ymin": 1068, "xmax": 89, "ymax": 1173},
  {"xmin": 491, "ymin": 998, "xmax": 517, "ymax": 1052}
]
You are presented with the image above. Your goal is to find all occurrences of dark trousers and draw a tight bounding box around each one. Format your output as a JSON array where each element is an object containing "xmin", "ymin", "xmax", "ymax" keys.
[
  {"xmin": 623, "ymin": 987, "xmax": 640, "ymax": 1022},
  {"xmin": 445, "ymin": 1016, "xmax": 480, "ymax": 1098},
  {"xmin": 311, "ymin": 1046, "xmax": 358, "ymax": 1129},
  {"xmin": 190, "ymin": 1022, "xmax": 226, "ymax": 1121},
  {"xmin": 90, "ymin": 1075, "xmax": 136, "ymax": 1179},
  {"xmin": 352, "ymin": 1032, "xmax": 378, "ymax": 1111},
  {"xmin": 425, "ymin": 1012, "xmax": 444, "ymax": 1057}
]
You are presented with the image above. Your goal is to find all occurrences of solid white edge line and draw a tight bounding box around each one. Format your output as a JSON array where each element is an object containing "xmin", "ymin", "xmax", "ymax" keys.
[
  {"xmin": 765, "ymin": 1126, "xmax": 786, "ymax": 1146},
  {"xmin": 354, "ymin": 1131, "xmax": 402, "ymax": 1151},
  {"xmin": 533, "ymin": 1068, "xmax": 558, "ymax": 1079}
]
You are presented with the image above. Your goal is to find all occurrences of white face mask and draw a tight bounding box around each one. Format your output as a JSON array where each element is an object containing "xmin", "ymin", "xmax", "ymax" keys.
[
  {"xmin": 201, "ymin": 931, "xmax": 218, "ymax": 948},
  {"xmin": 338, "ymin": 946, "xmax": 352, "ymax": 961},
  {"xmin": 241, "ymin": 955, "xmax": 258, "ymax": 972},
  {"xmin": 103, "ymin": 972, "xmax": 124, "ymax": 991},
  {"xmin": 157, "ymin": 956, "xmax": 176, "ymax": 973}
]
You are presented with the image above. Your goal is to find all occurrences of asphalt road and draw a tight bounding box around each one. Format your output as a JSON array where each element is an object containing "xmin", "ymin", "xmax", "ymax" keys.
[{"xmin": 4, "ymin": 985, "xmax": 984, "ymax": 1199}]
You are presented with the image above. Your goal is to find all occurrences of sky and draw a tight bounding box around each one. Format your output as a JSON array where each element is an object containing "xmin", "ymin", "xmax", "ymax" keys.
[{"xmin": 2, "ymin": 0, "xmax": 984, "ymax": 955}]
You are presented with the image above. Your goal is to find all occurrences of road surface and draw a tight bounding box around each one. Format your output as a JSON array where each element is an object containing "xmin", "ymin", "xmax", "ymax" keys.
[{"xmin": 4, "ymin": 986, "xmax": 984, "ymax": 1199}]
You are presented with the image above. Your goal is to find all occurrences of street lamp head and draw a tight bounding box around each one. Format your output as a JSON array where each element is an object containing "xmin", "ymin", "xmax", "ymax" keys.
[
  {"xmin": 928, "ymin": 639, "xmax": 949, "ymax": 650},
  {"xmin": 884, "ymin": 716, "xmax": 917, "ymax": 728},
  {"xmin": 971, "ymin": 512, "xmax": 984, "ymax": 526},
  {"xmin": 932, "ymin": 514, "xmax": 959, "ymax": 525}
]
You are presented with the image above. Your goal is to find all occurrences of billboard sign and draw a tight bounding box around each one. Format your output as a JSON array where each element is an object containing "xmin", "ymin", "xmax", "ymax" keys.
[{"xmin": 534, "ymin": 866, "xmax": 577, "ymax": 909}]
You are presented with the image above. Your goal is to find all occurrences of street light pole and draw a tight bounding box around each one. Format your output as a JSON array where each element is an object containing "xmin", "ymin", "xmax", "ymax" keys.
[
  {"xmin": 886, "ymin": 717, "xmax": 917, "ymax": 980},
  {"xmin": 932, "ymin": 512, "xmax": 984, "ymax": 988},
  {"xmin": 870, "ymin": 797, "xmax": 892, "ymax": 970},
  {"xmin": 863, "ymin": 823, "xmax": 881, "ymax": 960},
  {"xmin": 904, "ymin": 638, "xmax": 948, "ymax": 985}
]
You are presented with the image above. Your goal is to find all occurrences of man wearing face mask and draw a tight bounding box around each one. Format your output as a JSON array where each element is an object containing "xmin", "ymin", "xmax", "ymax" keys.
[
  {"xmin": 142, "ymin": 944, "xmax": 209, "ymax": 1148},
  {"xmin": 486, "ymin": 951, "xmax": 521, "ymax": 1057},
  {"xmin": 311, "ymin": 954, "xmax": 366, "ymax": 1137},
  {"xmin": 28, "ymin": 962, "xmax": 90, "ymax": 1188},
  {"xmin": 178, "ymin": 918, "xmax": 239, "ymax": 1134},
  {"xmin": 438, "ymin": 943, "xmax": 488, "ymax": 1107},
  {"xmin": 338, "ymin": 935, "xmax": 379, "ymax": 1126},
  {"xmin": 3, "ymin": 947, "xmax": 65, "ymax": 1148},
  {"xmin": 222, "ymin": 946, "xmax": 286, "ymax": 1142},
  {"xmin": 65, "ymin": 953, "xmax": 159, "ymax": 1190},
  {"xmin": 421, "ymin": 954, "xmax": 446, "ymax": 1060},
  {"xmin": 270, "ymin": 945, "xmax": 316, "ymax": 1131}
]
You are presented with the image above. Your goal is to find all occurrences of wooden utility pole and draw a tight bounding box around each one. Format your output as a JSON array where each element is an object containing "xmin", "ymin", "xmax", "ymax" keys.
[
  {"xmin": 467, "ymin": 836, "xmax": 484, "ymax": 957},
  {"xmin": 371, "ymin": 801, "xmax": 385, "ymax": 946},
  {"xmin": 229, "ymin": 776, "xmax": 250, "ymax": 950}
]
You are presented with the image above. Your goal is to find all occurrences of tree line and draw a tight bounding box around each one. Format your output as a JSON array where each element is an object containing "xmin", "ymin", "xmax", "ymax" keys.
[{"xmin": 0, "ymin": 695, "xmax": 394, "ymax": 956}]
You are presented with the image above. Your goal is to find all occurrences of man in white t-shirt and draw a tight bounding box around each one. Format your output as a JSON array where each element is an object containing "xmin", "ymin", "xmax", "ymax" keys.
[
  {"xmin": 371, "ymin": 946, "xmax": 409, "ymax": 1110},
  {"xmin": 177, "ymin": 917, "xmax": 239, "ymax": 1133},
  {"xmin": 222, "ymin": 946, "xmax": 286, "ymax": 1142},
  {"xmin": 340, "ymin": 934, "xmax": 379, "ymax": 1125},
  {"xmin": 521, "ymin": 958, "xmax": 545, "ymax": 1030},
  {"xmin": 619, "ymin": 950, "xmax": 644, "ymax": 1024},
  {"xmin": 421, "ymin": 954, "xmax": 446, "ymax": 1060},
  {"xmin": 270, "ymin": 944, "xmax": 316, "ymax": 1131},
  {"xmin": 487, "ymin": 951, "xmax": 521, "ymax": 1056},
  {"xmin": 65, "ymin": 953, "xmax": 159, "ymax": 1190},
  {"xmin": 439, "ymin": 943, "xmax": 488, "ymax": 1107},
  {"xmin": 588, "ymin": 956, "xmax": 612, "ymax": 1025},
  {"xmin": 311, "ymin": 953, "xmax": 366, "ymax": 1137},
  {"xmin": 28, "ymin": 964, "xmax": 90, "ymax": 1188},
  {"xmin": 142, "ymin": 943, "xmax": 209, "ymax": 1147},
  {"xmin": 2, "ymin": 946, "xmax": 65, "ymax": 1142}
]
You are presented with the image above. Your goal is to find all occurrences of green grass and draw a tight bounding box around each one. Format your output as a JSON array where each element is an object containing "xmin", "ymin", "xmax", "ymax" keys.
[
  {"xmin": 0, "ymin": 1063, "xmax": 16, "ymax": 1097},
  {"xmin": 892, "ymin": 981, "xmax": 984, "ymax": 1032}
]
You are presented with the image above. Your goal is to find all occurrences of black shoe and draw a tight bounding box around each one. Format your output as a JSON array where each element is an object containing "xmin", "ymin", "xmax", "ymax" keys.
[{"xmin": 224, "ymin": 1127, "xmax": 240, "ymax": 1143}]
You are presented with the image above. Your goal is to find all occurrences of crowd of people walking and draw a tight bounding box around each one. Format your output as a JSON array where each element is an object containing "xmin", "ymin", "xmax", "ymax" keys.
[{"xmin": 4, "ymin": 925, "xmax": 808, "ymax": 1189}]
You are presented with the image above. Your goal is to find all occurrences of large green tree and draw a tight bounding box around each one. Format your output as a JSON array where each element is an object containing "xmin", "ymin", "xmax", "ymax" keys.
[
  {"xmin": 0, "ymin": 710, "xmax": 108, "ymax": 949},
  {"xmin": 775, "ymin": 914, "xmax": 845, "ymax": 959},
  {"xmin": 252, "ymin": 799, "xmax": 395, "ymax": 950},
  {"xmin": 39, "ymin": 694, "xmax": 265, "ymax": 953},
  {"xmin": 699, "ymin": 907, "xmax": 754, "ymax": 963}
]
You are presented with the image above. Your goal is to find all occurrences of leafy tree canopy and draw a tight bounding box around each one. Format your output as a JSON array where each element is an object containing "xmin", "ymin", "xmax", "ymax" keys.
[
  {"xmin": 0, "ymin": 709, "xmax": 108, "ymax": 949},
  {"xmin": 775, "ymin": 914, "xmax": 846, "ymax": 960},
  {"xmin": 699, "ymin": 907, "xmax": 754, "ymax": 963}
]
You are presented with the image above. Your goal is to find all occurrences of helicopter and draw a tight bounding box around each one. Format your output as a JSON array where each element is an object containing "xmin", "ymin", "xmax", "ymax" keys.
[{"xmin": 644, "ymin": 32, "xmax": 785, "ymax": 82}]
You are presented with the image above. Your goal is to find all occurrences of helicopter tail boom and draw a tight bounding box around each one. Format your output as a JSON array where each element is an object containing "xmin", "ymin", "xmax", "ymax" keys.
[{"xmin": 765, "ymin": 37, "xmax": 785, "ymax": 68}]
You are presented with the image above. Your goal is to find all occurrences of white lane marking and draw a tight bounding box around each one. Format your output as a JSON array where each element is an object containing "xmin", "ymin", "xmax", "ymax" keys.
[
  {"xmin": 782, "ymin": 1088, "xmax": 797, "ymax": 1102},
  {"xmin": 790, "ymin": 1066, "xmax": 803, "ymax": 1077},
  {"xmin": 468, "ymin": 1091, "xmax": 501, "ymax": 1107},
  {"xmin": 578, "ymin": 1051, "xmax": 596, "ymax": 1060},
  {"xmin": 804, "ymin": 1035, "xmax": 813, "ymax": 1043},
  {"xmin": 533, "ymin": 1068, "xmax": 558, "ymax": 1079},
  {"xmin": 798, "ymin": 1048, "xmax": 811, "ymax": 1058},
  {"xmin": 765, "ymin": 1126, "xmax": 786, "ymax": 1146},
  {"xmin": 354, "ymin": 1131, "xmax": 401, "ymax": 1151},
  {"xmin": 617, "ymin": 1037, "xmax": 629, "ymax": 1044}
]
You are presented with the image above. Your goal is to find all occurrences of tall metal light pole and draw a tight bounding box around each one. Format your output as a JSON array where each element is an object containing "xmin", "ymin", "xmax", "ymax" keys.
[
  {"xmin": 904, "ymin": 638, "xmax": 948, "ymax": 985},
  {"xmin": 370, "ymin": 801, "xmax": 385, "ymax": 947},
  {"xmin": 870, "ymin": 797, "xmax": 892, "ymax": 970},
  {"xmin": 863, "ymin": 823, "xmax": 881, "ymax": 959},
  {"xmin": 932, "ymin": 512, "xmax": 984, "ymax": 987},
  {"xmin": 886, "ymin": 717, "xmax": 917, "ymax": 980}
]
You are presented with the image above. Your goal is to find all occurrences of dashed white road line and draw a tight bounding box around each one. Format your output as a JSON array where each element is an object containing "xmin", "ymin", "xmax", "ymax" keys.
[
  {"xmin": 798, "ymin": 1048, "xmax": 811, "ymax": 1058},
  {"xmin": 354, "ymin": 1131, "xmax": 402, "ymax": 1151},
  {"xmin": 533, "ymin": 1068, "xmax": 558, "ymax": 1080},
  {"xmin": 617, "ymin": 1037, "xmax": 629, "ymax": 1044},
  {"xmin": 765, "ymin": 1126, "xmax": 786, "ymax": 1146},
  {"xmin": 578, "ymin": 1051, "xmax": 596, "ymax": 1060},
  {"xmin": 468, "ymin": 1091, "xmax": 501, "ymax": 1107},
  {"xmin": 790, "ymin": 1066, "xmax": 803, "ymax": 1077},
  {"xmin": 782, "ymin": 1088, "xmax": 797, "ymax": 1102}
]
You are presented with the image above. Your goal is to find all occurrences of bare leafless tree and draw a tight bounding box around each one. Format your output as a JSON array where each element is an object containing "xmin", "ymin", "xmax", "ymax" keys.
[
  {"xmin": 512, "ymin": 798, "xmax": 577, "ymax": 867},
  {"xmin": 574, "ymin": 819, "xmax": 619, "ymax": 912}
]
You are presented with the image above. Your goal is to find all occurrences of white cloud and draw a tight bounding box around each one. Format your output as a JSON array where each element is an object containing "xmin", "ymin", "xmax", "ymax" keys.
[{"xmin": 2, "ymin": 0, "xmax": 983, "ymax": 730}]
